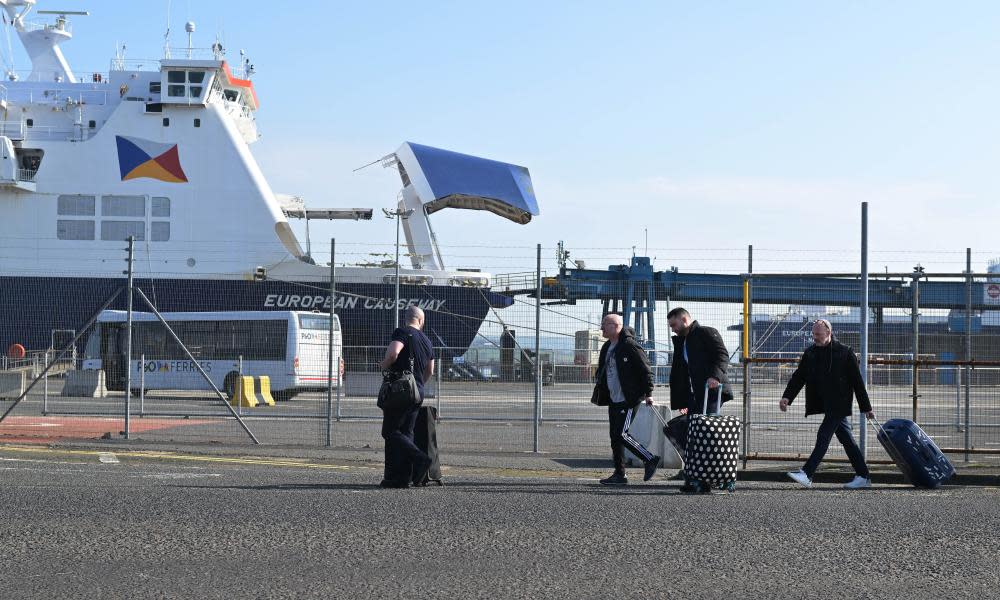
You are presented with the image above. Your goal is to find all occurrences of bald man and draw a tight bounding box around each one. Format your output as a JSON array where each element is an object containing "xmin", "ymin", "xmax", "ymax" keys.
[
  {"xmin": 378, "ymin": 305, "xmax": 435, "ymax": 488},
  {"xmin": 781, "ymin": 319, "xmax": 875, "ymax": 490},
  {"xmin": 591, "ymin": 313, "xmax": 659, "ymax": 485}
]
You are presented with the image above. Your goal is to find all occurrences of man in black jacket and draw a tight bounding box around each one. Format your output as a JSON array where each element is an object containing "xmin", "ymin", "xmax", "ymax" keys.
[
  {"xmin": 666, "ymin": 308, "xmax": 733, "ymax": 490},
  {"xmin": 668, "ymin": 307, "xmax": 733, "ymax": 418},
  {"xmin": 591, "ymin": 313, "xmax": 659, "ymax": 485},
  {"xmin": 780, "ymin": 319, "xmax": 876, "ymax": 490}
]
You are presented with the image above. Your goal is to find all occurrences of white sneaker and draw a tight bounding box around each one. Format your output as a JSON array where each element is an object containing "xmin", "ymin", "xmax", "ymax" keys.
[
  {"xmin": 786, "ymin": 470, "xmax": 812, "ymax": 488},
  {"xmin": 844, "ymin": 476, "xmax": 872, "ymax": 489}
]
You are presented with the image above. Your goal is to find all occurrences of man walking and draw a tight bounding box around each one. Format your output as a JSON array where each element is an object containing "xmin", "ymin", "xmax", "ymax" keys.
[
  {"xmin": 667, "ymin": 308, "xmax": 733, "ymax": 421},
  {"xmin": 591, "ymin": 313, "xmax": 660, "ymax": 485},
  {"xmin": 378, "ymin": 306, "xmax": 435, "ymax": 488},
  {"xmin": 666, "ymin": 307, "xmax": 733, "ymax": 489},
  {"xmin": 780, "ymin": 319, "xmax": 875, "ymax": 489}
]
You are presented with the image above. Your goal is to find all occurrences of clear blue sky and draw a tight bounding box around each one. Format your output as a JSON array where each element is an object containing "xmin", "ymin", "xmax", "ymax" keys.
[{"xmin": 10, "ymin": 1, "xmax": 1000, "ymax": 273}]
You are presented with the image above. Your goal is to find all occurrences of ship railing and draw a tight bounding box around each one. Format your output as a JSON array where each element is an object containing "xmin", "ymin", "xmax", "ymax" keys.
[
  {"xmin": 0, "ymin": 120, "xmax": 26, "ymax": 139},
  {"xmin": 162, "ymin": 47, "xmax": 228, "ymax": 61},
  {"xmin": 493, "ymin": 271, "xmax": 547, "ymax": 292},
  {"xmin": 17, "ymin": 167, "xmax": 37, "ymax": 183},
  {"xmin": 110, "ymin": 58, "xmax": 163, "ymax": 73},
  {"xmin": 9, "ymin": 124, "xmax": 83, "ymax": 142},
  {"xmin": 111, "ymin": 48, "xmax": 226, "ymax": 72},
  {"xmin": 2, "ymin": 85, "xmax": 111, "ymax": 105}
]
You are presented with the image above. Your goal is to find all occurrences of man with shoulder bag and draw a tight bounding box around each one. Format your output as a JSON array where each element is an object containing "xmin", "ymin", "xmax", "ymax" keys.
[
  {"xmin": 591, "ymin": 313, "xmax": 660, "ymax": 486},
  {"xmin": 378, "ymin": 306, "xmax": 435, "ymax": 488}
]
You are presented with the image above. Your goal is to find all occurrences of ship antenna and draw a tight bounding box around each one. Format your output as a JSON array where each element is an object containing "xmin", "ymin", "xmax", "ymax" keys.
[{"xmin": 163, "ymin": 0, "xmax": 171, "ymax": 58}]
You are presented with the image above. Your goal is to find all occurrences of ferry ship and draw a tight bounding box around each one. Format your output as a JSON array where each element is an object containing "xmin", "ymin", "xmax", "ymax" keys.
[{"xmin": 0, "ymin": 1, "xmax": 537, "ymax": 364}]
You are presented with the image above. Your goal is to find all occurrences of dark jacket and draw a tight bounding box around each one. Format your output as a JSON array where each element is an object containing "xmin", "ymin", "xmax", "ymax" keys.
[
  {"xmin": 591, "ymin": 327, "xmax": 654, "ymax": 408},
  {"xmin": 781, "ymin": 339, "xmax": 872, "ymax": 418},
  {"xmin": 669, "ymin": 321, "xmax": 733, "ymax": 413}
]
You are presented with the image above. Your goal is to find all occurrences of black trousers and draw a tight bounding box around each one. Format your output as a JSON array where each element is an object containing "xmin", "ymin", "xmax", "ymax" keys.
[
  {"xmin": 803, "ymin": 414, "xmax": 870, "ymax": 478},
  {"xmin": 381, "ymin": 405, "xmax": 429, "ymax": 482},
  {"xmin": 608, "ymin": 404, "xmax": 655, "ymax": 474}
]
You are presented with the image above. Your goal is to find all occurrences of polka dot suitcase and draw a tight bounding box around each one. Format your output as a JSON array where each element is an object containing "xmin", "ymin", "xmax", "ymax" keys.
[{"xmin": 684, "ymin": 385, "xmax": 741, "ymax": 492}]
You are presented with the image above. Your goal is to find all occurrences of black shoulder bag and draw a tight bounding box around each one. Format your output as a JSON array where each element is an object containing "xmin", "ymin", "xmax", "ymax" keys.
[{"xmin": 377, "ymin": 333, "xmax": 421, "ymax": 411}]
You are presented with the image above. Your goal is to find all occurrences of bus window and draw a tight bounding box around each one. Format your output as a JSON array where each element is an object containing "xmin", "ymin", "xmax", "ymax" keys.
[
  {"xmin": 249, "ymin": 320, "xmax": 287, "ymax": 361},
  {"xmin": 84, "ymin": 324, "xmax": 102, "ymax": 360},
  {"xmin": 183, "ymin": 321, "xmax": 217, "ymax": 359},
  {"xmin": 132, "ymin": 321, "xmax": 166, "ymax": 358},
  {"xmin": 299, "ymin": 314, "xmax": 339, "ymax": 331},
  {"xmin": 215, "ymin": 320, "xmax": 251, "ymax": 360}
]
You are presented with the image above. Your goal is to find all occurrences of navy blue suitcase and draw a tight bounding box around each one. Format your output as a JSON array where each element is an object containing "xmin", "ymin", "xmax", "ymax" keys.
[{"xmin": 874, "ymin": 418, "xmax": 955, "ymax": 488}]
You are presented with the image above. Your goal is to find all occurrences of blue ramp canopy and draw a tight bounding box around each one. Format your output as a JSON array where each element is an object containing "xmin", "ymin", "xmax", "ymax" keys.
[{"xmin": 394, "ymin": 142, "xmax": 539, "ymax": 224}]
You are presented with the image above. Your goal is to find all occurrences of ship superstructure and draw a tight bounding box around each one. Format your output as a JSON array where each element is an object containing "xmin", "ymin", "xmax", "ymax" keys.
[{"xmin": 0, "ymin": 1, "xmax": 538, "ymax": 361}]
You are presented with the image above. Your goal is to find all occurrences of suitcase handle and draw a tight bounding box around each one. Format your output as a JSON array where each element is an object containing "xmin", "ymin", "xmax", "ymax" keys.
[{"xmin": 703, "ymin": 382, "xmax": 722, "ymax": 416}]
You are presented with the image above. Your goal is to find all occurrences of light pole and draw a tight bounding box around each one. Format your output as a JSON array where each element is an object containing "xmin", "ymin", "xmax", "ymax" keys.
[{"xmin": 383, "ymin": 207, "xmax": 414, "ymax": 328}]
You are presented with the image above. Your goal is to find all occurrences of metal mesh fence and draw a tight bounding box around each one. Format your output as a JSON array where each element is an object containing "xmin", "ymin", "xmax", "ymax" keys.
[{"xmin": 2, "ymin": 242, "xmax": 1000, "ymax": 469}]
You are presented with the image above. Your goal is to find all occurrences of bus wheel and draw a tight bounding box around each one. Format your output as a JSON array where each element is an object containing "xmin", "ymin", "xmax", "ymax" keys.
[{"xmin": 223, "ymin": 371, "xmax": 241, "ymax": 399}]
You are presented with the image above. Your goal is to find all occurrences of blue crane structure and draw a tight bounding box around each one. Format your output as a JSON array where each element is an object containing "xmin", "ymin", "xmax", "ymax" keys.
[{"xmin": 537, "ymin": 256, "xmax": 989, "ymax": 355}]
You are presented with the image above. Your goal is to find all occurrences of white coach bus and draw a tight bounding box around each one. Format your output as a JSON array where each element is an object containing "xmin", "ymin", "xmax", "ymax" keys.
[{"xmin": 82, "ymin": 310, "xmax": 343, "ymax": 401}]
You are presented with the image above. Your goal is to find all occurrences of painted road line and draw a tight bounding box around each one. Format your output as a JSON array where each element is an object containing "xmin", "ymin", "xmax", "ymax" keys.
[{"xmin": 98, "ymin": 452, "xmax": 120, "ymax": 464}]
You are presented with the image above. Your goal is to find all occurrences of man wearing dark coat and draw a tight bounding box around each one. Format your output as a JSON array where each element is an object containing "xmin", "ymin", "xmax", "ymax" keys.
[
  {"xmin": 591, "ymin": 313, "xmax": 659, "ymax": 486},
  {"xmin": 666, "ymin": 307, "xmax": 734, "ymax": 490},
  {"xmin": 668, "ymin": 307, "xmax": 734, "ymax": 418},
  {"xmin": 780, "ymin": 319, "xmax": 876, "ymax": 490}
]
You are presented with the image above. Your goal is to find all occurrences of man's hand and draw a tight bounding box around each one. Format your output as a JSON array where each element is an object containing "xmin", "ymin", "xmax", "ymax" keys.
[
  {"xmin": 707, "ymin": 377, "xmax": 721, "ymax": 389},
  {"xmin": 644, "ymin": 396, "xmax": 654, "ymax": 405},
  {"xmin": 779, "ymin": 398, "xmax": 790, "ymax": 412},
  {"xmin": 865, "ymin": 411, "xmax": 875, "ymax": 420},
  {"xmin": 679, "ymin": 408, "xmax": 688, "ymax": 415}
]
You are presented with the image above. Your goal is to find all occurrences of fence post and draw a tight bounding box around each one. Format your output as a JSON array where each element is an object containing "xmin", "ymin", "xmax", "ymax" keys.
[
  {"xmin": 327, "ymin": 238, "xmax": 335, "ymax": 446},
  {"xmin": 124, "ymin": 236, "xmax": 135, "ymax": 440},
  {"xmin": 436, "ymin": 347, "xmax": 442, "ymax": 417},
  {"xmin": 42, "ymin": 350, "xmax": 49, "ymax": 416},
  {"xmin": 741, "ymin": 245, "xmax": 752, "ymax": 469},
  {"xmin": 140, "ymin": 353, "xmax": 145, "ymax": 417},
  {"xmin": 859, "ymin": 203, "xmax": 869, "ymax": 455},
  {"xmin": 955, "ymin": 365, "xmax": 962, "ymax": 432},
  {"xmin": 237, "ymin": 355, "xmax": 243, "ymax": 416},
  {"xmin": 911, "ymin": 268, "xmax": 920, "ymax": 423},
  {"xmin": 965, "ymin": 248, "xmax": 972, "ymax": 463},
  {"xmin": 533, "ymin": 243, "xmax": 542, "ymax": 453}
]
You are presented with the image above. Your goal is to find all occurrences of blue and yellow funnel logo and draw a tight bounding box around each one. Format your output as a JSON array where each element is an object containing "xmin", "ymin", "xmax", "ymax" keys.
[{"xmin": 115, "ymin": 136, "xmax": 189, "ymax": 183}]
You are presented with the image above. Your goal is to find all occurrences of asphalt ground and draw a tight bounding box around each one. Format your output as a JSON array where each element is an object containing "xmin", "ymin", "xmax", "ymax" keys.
[{"xmin": 1, "ymin": 444, "xmax": 998, "ymax": 599}]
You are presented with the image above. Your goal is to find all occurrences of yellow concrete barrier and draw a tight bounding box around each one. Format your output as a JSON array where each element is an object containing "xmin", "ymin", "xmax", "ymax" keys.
[
  {"xmin": 228, "ymin": 376, "xmax": 258, "ymax": 408},
  {"xmin": 255, "ymin": 376, "xmax": 275, "ymax": 406}
]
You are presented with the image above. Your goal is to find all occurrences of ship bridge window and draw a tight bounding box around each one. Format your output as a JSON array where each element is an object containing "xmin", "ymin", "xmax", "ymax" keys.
[
  {"xmin": 151, "ymin": 197, "xmax": 170, "ymax": 217},
  {"xmin": 151, "ymin": 221, "xmax": 170, "ymax": 241},
  {"xmin": 101, "ymin": 221, "xmax": 145, "ymax": 241},
  {"xmin": 168, "ymin": 85, "xmax": 185, "ymax": 97},
  {"xmin": 57, "ymin": 220, "xmax": 95, "ymax": 240},
  {"xmin": 167, "ymin": 71, "xmax": 186, "ymax": 83},
  {"xmin": 149, "ymin": 81, "xmax": 161, "ymax": 94},
  {"xmin": 189, "ymin": 86, "xmax": 203, "ymax": 98},
  {"xmin": 58, "ymin": 195, "xmax": 96, "ymax": 216},
  {"xmin": 102, "ymin": 195, "xmax": 145, "ymax": 217},
  {"xmin": 188, "ymin": 71, "xmax": 206, "ymax": 84},
  {"xmin": 223, "ymin": 89, "xmax": 239, "ymax": 102}
]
